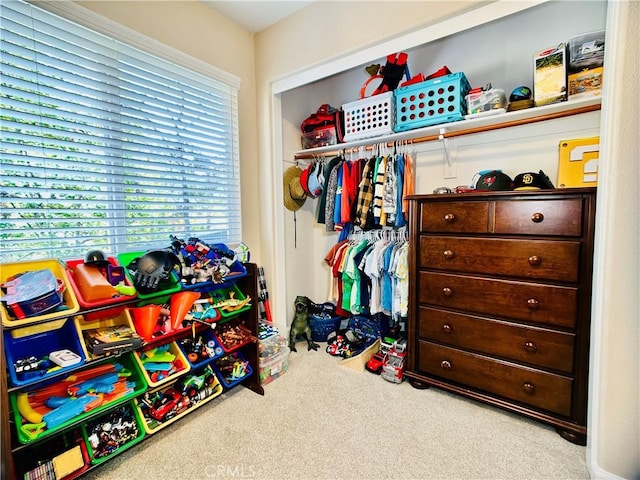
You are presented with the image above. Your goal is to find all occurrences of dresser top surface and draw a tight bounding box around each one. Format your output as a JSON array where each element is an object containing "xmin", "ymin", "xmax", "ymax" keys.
[{"xmin": 406, "ymin": 187, "xmax": 596, "ymax": 202}]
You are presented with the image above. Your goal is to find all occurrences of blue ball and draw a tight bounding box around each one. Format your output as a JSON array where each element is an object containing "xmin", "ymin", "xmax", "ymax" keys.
[{"xmin": 510, "ymin": 86, "xmax": 532, "ymax": 101}]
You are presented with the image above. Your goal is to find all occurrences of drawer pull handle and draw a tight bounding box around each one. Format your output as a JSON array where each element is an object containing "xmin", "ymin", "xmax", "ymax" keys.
[
  {"xmin": 442, "ymin": 287, "xmax": 453, "ymax": 297},
  {"xmin": 444, "ymin": 213, "xmax": 456, "ymax": 223},
  {"xmin": 524, "ymin": 341, "xmax": 537, "ymax": 352},
  {"xmin": 442, "ymin": 324, "xmax": 453, "ymax": 334},
  {"xmin": 528, "ymin": 255, "xmax": 542, "ymax": 266},
  {"xmin": 522, "ymin": 382, "xmax": 535, "ymax": 394},
  {"xmin": 443, "ymin": 250, "xmax": 455, "ymax": 260},
  {"xmin": 531, "ymin": 212, "xmax": 544, "ymax": 223},
  {"xmin": 527, "ymin": 298, "xmax": 540, "ymax": 310},
  {"xmin": 440, "ymin": 360, "xmax": 452, "ymax": 371}
]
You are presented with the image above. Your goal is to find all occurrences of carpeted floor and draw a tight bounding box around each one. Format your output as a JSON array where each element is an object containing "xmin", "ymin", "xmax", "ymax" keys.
[{"xmin": 84, "ymin": 344, "xmax": 588, "ymax": 480}]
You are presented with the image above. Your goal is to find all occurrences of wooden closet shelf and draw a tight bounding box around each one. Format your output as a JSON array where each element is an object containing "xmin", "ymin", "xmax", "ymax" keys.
[{"xmin": 293, "ymin": 98, "xmax": 601, "ymax": 160}]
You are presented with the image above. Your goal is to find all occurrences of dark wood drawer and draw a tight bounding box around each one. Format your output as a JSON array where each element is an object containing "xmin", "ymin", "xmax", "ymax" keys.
[
  {"xmin": 494, "ymin": 198, "xmax": 583, "ymax": 236},
  {"xmin": 421, "ymin": 201, "xmax": 489, "ymax": 233},
  {"xmin": 420, "ymin": 236, "xmax": 580, "ymax": 282},
  {"xmin": 418, "ymin": 271, "xmax": 577, "ymax": 328},
  {"xmin": 417, "ymin": 341, "xmax": 573, "ymax": 416},
  {"xmin": 418, "ymin": 307, "xmax": 575, "ymax": 373}
]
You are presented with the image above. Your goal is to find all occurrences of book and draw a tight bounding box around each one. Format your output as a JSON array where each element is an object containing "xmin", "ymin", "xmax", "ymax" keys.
[{"xmin": 83, "ymin": 325, "xmax": 142, "ymax": 356}]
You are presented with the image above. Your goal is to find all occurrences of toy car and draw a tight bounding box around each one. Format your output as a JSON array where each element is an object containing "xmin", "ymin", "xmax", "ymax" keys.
[
  {"xmin": 146, "ymin": 388, "xmax": 190, "ymax": 422},
  {"xmin": 365, "ymin": 337, "xmax": 395, "ymax": 374},
  {"xmin": 14, "ymin": 356, "xmax": 40, "ymax": 374},
  {"xmin": 381, "ymin": 337, "xmax": 407, "ymax": 383},
  {"xmin": 178, "ymin": 365, "xmax": 216, "ymax": 399}
]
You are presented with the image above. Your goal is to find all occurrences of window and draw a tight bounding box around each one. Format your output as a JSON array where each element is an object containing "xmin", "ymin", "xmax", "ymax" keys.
[{"xmin": 0, "ymin": 0, "xmax": 241, "ymax": 264}]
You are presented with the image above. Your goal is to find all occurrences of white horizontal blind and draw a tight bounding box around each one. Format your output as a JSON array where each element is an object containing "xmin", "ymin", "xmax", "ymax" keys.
[{"xmin": 0, "ymin": 0, "xmax": 241, "ymax": 263}]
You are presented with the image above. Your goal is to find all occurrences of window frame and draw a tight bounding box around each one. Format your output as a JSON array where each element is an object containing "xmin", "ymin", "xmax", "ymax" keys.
[{"xmin": 1, "ymin": 0, "xmax": 243, "ymax": 263}]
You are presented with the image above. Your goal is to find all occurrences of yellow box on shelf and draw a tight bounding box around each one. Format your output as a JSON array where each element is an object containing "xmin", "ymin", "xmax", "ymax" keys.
[{"xmin": 557, "ymin": 137, "xmax": 600, "ymax": 188}]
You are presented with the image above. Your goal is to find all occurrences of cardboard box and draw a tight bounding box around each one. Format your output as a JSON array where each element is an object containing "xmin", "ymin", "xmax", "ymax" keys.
[
  {"xmin": 568, "ymin": 30, "xmax": 605, "ymax": 73},
  {"xmin": 567, "ymin": 30, "xmax": 605, "ymax": 100},
  {"xmin": 534, "ymin": 43, "xmax": 567, "ymax": 106},
  {"xmin": 557, "ymin": 137, "xmax": 600, "ymax": 188}
]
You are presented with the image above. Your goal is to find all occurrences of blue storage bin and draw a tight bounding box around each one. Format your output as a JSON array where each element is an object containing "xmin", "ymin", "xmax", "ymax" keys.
[
  {"xmin": 394, "ymin": 72, "xmax": 472, "ymax": 131},
  {"xmin": 4, "ymin": 318, "xmax": 86, "ymax": 388},
  {"xmin": 308, "ymin": 314, "xmax": 343, "ymax": 342},
  {"xmin": 177, "ymin": 329, "xmax": 225, "ymax": 369},
  {"xmin": 213, "ymin": 352, "xmax": 252, "ymax": 389}
]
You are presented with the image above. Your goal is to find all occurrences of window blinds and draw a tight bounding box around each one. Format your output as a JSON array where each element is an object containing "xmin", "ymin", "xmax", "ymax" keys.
[{"xmin": 0, "ymin": 0, "xmax": 241, "ymax": 263}]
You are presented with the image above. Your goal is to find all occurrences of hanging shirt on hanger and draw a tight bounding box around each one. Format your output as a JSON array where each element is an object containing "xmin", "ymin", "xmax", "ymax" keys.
[
  {"xmin": 317, "ymin": 155, "xmax": 343, "ymax": 225},
  {"xmin": 354, "ymin": 156, "xmax": 376, "ymax": 229}
]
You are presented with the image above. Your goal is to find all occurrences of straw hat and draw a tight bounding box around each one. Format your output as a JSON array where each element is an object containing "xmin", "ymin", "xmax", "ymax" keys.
[{"xmin": 283, "ymin": 166, "xmax": 307, "ymax": 211}]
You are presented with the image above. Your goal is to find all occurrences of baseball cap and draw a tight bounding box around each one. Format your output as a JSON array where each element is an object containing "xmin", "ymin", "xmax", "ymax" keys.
[
  {"xmin": 475, "ymin": 170, "xmax": 514, "ymax": 191},
  {"xmin": 514, "ymin": 170, "xmax": 555, "ymax": 190}
]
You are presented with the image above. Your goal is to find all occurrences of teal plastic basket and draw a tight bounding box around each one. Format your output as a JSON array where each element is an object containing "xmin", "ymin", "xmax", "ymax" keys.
[{"xmin": 394, "ymin": 72, "xmax": 471, "ymax": 131}]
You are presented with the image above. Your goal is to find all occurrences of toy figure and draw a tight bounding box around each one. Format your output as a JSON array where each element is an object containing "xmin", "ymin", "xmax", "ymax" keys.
[{"xmin": 288, "ymin": 296, "xmax": 319, "ymax": 352}]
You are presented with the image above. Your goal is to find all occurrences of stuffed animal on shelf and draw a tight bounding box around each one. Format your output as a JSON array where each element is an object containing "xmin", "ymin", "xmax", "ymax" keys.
[{"xmin": 289, "ymin": 296, "xmax": 319, "ymax": 352}]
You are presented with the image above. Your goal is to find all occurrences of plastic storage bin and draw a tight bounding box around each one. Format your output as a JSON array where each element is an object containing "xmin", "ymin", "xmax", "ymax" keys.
[
  {"xmin": 82, "ymin": 401, "xmax": 146, "ymax": 465},
  {"xmin": 0, "ymin": 259, "xmax": 80, "ymax": 327},
  {"xmin": 308, "ymin": 314, "xmax": 343, "ymax": 342},
  {"xmin": 177, "ymin": 328, "xmax": 225, "ymax": 369},
  {"xmin": 11, "ymin": 353, "xmax": 148, "ymax": 444},
  {"xmin": 65, "ymin": 257, "xmax": 136, "ymax": 315},
  {"xmin": 258, "ymin": 333, "xmax": 288, "ymax": 359},
  {"xmin": 14, "ymin": 429, "xmax": 90, "ymax": 480},
  {"xmin": 394, "ymin": 72, "xmax": 472, "ymax": 131},
  {"xmin": 213, "ymin": 351, "xmax": 252, "ymax": 389},
  {"xmin": 4, "ymin": 318, "xmax": 86, "ymax": 388},
  {"xmin": 214, "ymin": 320, "xmax": 255, "ymax": 353},
  {"xmin": 208, "ymin": 283, "xmax": 251, "ymax": 318},
  {"xmin": 342, "ymin": 91, "xmax": 395, "ymax": 142},
  {"xmin": 259, "ymin": 347, "xmax": 290, "ymax": 386},
  {"xmin": 135, "ymin": 364, "xmax": 223, "ymax": 434},
  {"xmin": 465, "ymin": 88, "xmax": 507, "ymax": 119},
  {"xmin": 74, "ymin": 310, "xmax": 141, "ymax": 360},
  {"xmin": 116, "ymin": 251, "xmax": 182, "ymax": 300},
  {"xmin": 133, "ymin": 341, "xmax": 190, "ymax": 388}
]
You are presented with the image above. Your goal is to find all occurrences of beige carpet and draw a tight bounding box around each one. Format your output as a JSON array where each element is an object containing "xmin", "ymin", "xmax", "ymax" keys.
[{"xmin": 84, "ymin": 345, "xmax": 588, "ymax": 480}]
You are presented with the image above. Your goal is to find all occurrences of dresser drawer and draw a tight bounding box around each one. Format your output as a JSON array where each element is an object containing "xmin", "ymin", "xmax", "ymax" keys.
[
  {"xmin": 418, "ymin": 271, "xmax": 577, "ymax": 328},
  {"xmin": 417, "ymin": 341, "xmax": 573, "ymax": 416},
  {"xmin": 494, "ymin": 198, "xmax": 583, "ymax": 236},
  {"xmin": 421, "ymin": 201, "xmax": 489, "ymax": 233},
  {"xmin": 420, "ymin": 236, "xmax": 580, "ymax": 282},
  {"xmin": 418, "ymin": 307, "xmax": 575, "ymax": 372}
]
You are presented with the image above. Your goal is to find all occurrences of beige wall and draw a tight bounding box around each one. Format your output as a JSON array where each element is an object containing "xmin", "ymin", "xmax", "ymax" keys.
[
  {"xmin": 75, "ymin": 0, "xmax": 262, "ymax": 260},
  {"xmin": 252, "ymin": 0, "xmax": 482, "ymax": 326}
]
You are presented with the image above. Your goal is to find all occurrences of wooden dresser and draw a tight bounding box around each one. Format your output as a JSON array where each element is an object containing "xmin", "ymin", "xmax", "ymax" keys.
[{"xmin": 406, "ymin": 188, "xmax": 596, "ymax": 445}]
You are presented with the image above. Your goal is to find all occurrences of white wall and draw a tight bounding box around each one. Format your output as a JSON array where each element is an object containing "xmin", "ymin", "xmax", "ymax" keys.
[{"xmin": 588, "ymin": 1, "xmax": 640, "ymax": 478}]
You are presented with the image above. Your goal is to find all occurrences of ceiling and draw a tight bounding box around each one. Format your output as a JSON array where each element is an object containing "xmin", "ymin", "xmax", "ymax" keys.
[{"xmin": 201, "ymin": 1, "xmax": 316, "ymax": 33}]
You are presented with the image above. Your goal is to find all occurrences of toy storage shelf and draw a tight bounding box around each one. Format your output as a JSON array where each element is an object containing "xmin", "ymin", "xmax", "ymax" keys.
[
  {"xmin": 2, "ymin": 263, "xmax": 264, "ymax": 480},
  {"xmin": 293, "ymin": 97, "xmax": 601, "ymax": 159}
]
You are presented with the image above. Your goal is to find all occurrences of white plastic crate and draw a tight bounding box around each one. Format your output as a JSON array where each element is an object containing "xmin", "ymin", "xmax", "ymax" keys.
[{"xmin": 342, "ymin": 91, "xmax": 395, "ymax": 142}]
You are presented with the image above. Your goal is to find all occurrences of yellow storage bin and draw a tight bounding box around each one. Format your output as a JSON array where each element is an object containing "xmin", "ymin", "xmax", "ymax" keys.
[
  {"xmin": 135, "ymin": 364, "xmax": 223, "ymax": 435},
  {"xmin": 1, "ymin": 259, "xmax": 79, "ymax": 327},
  {"xmin": 132, "ymin": 341, "xmax": 190, "ymax": 389},
  {"xmin": 75, "ymin": 310, "xmax": 142, "ymax": 361}
]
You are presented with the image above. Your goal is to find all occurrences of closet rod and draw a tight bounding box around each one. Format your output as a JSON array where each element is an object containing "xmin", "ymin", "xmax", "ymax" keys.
[{"xmin": 293, "ymin": 102, "xmax": 601, "ymax": 160}]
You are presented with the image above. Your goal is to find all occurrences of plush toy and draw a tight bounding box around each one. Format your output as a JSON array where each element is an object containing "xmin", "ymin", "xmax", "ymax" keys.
[{"xmin": 289, "ymin": 296, "xmax": 319, "ymax": 352}]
